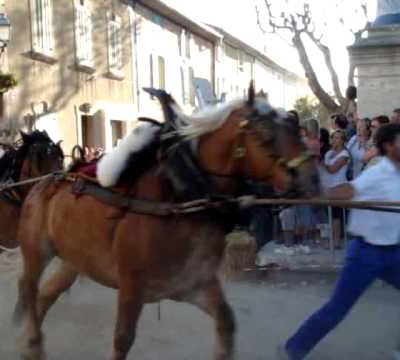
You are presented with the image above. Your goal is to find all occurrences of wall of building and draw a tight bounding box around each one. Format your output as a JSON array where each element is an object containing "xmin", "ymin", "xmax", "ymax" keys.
[
  {"xmin": 216, "ymin": 43, "xmax": 254, "ymax": 101},
  {"xmin": 4, "ymin": 0, "xmax": 136, "ymax": 153},
  {"xmin": 133, "ymin": 3, "xmax": 214, "ymax": 119}
]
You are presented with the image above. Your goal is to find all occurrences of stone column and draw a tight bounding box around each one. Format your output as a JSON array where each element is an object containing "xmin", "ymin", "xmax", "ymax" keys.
[
  {"xmin": 377, "ymin": 0, "xmax": 400, "ymax": 17},
  {"xmin": 348, "ymin": 0, "xmax": 400, "ymax": 117}
]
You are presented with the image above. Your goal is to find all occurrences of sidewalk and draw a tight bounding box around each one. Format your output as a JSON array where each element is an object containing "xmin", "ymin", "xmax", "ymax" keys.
[
  {"xmin": 256, "ymin": 241, "xmax": 345, "ymax": 272},
  {"xmin": 225, "ymin": 231, "xmax": 346, "ymax": 273}
]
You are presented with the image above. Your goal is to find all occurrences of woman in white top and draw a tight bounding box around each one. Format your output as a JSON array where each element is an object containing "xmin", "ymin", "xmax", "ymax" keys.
[
  {"xmin": 346, "ymin": 118, "xmax": 371, "ymax": 178},
  {"xmin": 320, "ymin": 130, "xmax": 349, "ymax": 247}
]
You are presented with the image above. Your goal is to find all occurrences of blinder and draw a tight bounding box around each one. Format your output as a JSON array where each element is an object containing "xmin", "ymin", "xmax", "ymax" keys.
[{"xmin": 240, "ymin": 109, "xmax": 313, "ymax": 183}]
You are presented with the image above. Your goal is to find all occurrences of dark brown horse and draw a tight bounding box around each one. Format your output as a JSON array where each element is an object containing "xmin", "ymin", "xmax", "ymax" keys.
[
  {"xmin": 0, "ymin": 131, "xmax": 64, "ymax": 248},
  {"xmin": 14, "ymin": 84, "xmax": 319, "ymax": 360}
]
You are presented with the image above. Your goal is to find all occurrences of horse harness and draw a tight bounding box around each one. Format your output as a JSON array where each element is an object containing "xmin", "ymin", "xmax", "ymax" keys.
[{"xmin": 67, "ymin": 109, "xmax": 312, "ymax": 218}]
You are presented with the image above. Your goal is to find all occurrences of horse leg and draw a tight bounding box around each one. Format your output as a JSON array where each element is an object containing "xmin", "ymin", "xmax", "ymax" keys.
[
  {"xmin": 111, "ymin": 279, "xmax": 144, "ymax": 360},
  {"xmin": 185, "ymin": 279, "xmax": 236, "ymax": 360},
  {"xmin": 17, "ymin": 251, "xmax": 53, "ymax": 360},
  {"xmin": 36, "ymin": 262, "xmax": 78, "ymax": 326}
]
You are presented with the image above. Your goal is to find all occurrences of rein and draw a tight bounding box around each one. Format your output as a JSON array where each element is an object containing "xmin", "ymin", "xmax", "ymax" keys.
[{"xmin": 1, "ymin": 172, "xmax": 400, "ymax": 215}]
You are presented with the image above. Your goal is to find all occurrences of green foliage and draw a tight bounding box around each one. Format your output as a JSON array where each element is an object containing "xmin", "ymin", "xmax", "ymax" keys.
[
  {"xmin": 293, "ymin": 95, "xmax": 330, "ymax": 127},
  {"xmin": 0, "ymin": 72, "xmax": 18, "ymax": 93}
]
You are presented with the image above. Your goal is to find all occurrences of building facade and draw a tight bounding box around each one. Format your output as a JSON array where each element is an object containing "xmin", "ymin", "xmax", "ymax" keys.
[
  {"xmin": 3, "ymin": 0, "xmax": 137, "ymax": 153},
  {"xmin": 212, "ymin": 26, "xmax": 308, "ymax": 109}
]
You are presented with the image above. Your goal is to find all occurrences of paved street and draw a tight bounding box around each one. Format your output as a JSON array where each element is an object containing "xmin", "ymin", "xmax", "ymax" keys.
[{"xmin": 0, "ymin": 267, "xmax": 399, "ymax": 359}]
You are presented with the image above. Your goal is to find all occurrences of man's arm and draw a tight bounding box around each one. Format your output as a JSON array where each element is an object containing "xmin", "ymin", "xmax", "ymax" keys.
[
  {"xmin": 325, "ymin": 183, "xmax": 355, "ymax": 200},
  {"xmin": 324, "ymin": 157, "xmax": 349, "ymax": 174}
]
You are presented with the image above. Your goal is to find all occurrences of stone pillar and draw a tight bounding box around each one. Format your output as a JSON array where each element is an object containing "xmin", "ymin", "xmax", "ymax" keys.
[{"xmin": 348, "ymin": 0, "xmax": 400, "ymax": 117}]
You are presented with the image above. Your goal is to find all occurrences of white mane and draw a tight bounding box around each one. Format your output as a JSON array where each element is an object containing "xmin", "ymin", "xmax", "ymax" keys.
[
  {"xmin": 169, "ymin": 97, "xmax": 278, "ymax": 140},
  {"xmin": 169, "ymin": 99, "xmax": 246, "ymax": 140},
  {"xmin": 97, "ymin": 122, "xmax": 159, "ymax": 187}
]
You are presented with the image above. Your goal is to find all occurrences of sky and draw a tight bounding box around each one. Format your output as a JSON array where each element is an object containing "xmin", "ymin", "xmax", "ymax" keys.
[{"xmin": 162, "ymin": 0, "xmax": 378, "ymax": 94}]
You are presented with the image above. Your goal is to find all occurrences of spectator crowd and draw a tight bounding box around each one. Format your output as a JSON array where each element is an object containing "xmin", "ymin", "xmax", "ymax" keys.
[{"xmin": 271, "ymin": 107, "xmax": 400, "ymax": 250}]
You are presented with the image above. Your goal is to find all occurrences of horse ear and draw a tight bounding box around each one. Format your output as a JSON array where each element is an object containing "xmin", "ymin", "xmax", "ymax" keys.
[
  {"xmin": 247, "ymin": 80, "xmax": 255, "ymax": 106},
  {"xmin": 19, "ymin": 130, "xmax": 30, "ymax": 144},
  {"xmin": 56, "ymin": 140, "xmax": 63, "ymax": 147}
]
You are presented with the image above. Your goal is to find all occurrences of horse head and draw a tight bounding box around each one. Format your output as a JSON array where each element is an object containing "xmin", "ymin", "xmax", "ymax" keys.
[
  {"xmin": 150, "ymin": 83, "xmax": 319, "ymax": 198},
  {"xmin": 18, "ymin": 130, "xmax": 64, "ymax": 180}
]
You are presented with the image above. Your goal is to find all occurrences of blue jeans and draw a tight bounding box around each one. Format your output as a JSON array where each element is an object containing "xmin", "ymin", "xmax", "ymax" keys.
[{"xmin": 286, "ymin": 238, "xmax": 400, "ymax": 359}]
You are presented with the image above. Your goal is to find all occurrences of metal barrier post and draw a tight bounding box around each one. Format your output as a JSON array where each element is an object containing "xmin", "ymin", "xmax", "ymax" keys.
[{"xmin": 328, "ymin": 206, "xmax": 334, "ymax": 262}]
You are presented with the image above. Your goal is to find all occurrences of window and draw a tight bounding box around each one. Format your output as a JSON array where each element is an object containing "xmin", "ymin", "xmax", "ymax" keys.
[
  {"xmin": 30, "ymin": 0, "xmax": 55, "ymax": 57},
  {"xmin": 75, "ymin": 1, "xmax": 94, "ymax": 70},
  {"xmin": 215, "ymin": 42, "xmax": 223, "ymax": 63},
  {"xmin": 189, "ymin": 67, "xmax": 195, "ymax": 106},
  {"xmin": 107, "ymin": 13, "xmax": 123, "ymax": 78},
  {"xmin": 185, "ymin": 32, "xmax": 191, "ymax": 59},
  {"xmin": 111, "ymin": 120, "xmax": 125, "ymax": 147},
  {"xmin": 149, "ymin": 54, "xmax": 154, "ymax": 88},
  {"xmin": 149, "ymin": 54, "xmax": 165, "ymax": 93},
  {"xmin": 238, "ymin": 52, "xmax": 244, "ymax": 72},
  {"xmin": 180, "ymin": 66, "xmax": 186, "ymax": 104},
  {"xmin": 179, "ymin": 29, "xmax": 186, "ymax": 57},
  {"xmin": 180, "ymin": 65, "xmax": 195, "ymax": 107}
]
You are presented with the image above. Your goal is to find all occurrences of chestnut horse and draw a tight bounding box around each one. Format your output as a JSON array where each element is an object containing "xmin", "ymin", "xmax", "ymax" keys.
[
  {"xmin": 0, "ymin": 131, "xmax": 64, "ymax": 248},
  {"xmin": 14, "ymin": 84, "xmax": 319, "ymax": 360}
]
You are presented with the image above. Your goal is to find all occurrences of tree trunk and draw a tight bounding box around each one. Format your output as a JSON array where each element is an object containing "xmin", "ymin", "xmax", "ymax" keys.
[
  {"xmin": 0, "ymin": 92, "xmax": 4, "ymax": 119},
  {"xmin": 293, "ymin": 33, "xmax": 340, "ymax": 114},
  {"xmin": 312, "ymin": 39, "xmax": 345, "ymax": 106},
  {"xmin": 347, "ymin": 62, "xmax": 356, "ymax": 87}
]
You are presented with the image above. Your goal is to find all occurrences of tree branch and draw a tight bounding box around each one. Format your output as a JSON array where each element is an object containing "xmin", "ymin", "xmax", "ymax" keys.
[
  {"xmin": 256, "ymin": 0, "xmax": 341, "ymax": 113},
  {"xmin": 293, "ymin": 33, "xmax": 340, "ymax": 113},
  {"xmin": 304, "ymin": 30, "xmax": 345, "ymax": 105}
]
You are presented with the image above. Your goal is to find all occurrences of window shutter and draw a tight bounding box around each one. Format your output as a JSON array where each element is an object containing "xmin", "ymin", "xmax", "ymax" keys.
[
  {"xmin": 149, "ymin": 54, "xmax": 154, "ymax": 88},
  {"xmin": 107, "ymin": 18, "xmax": 113, "ymax": 69},
  {"xmin": 86, "ymin": 12, "xmax": 93, "ymax": 65},
  {"xmin": 185, "ymin": 32, "xmax": 191, "ymax": 59},
  {"xmin": 180, "ymin": 64, "xmax": 190, "ymax": 105},
  {"xmin": 30, "ymin": 0, "xmax": 40, "ymax": 52},
  {"xmin": 179, "ymin": 30, "xmax": 185, "ymax": 57},
  {"xmin": 188, "ymin": 67, "xmax": 195, "ymax": 106}
]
